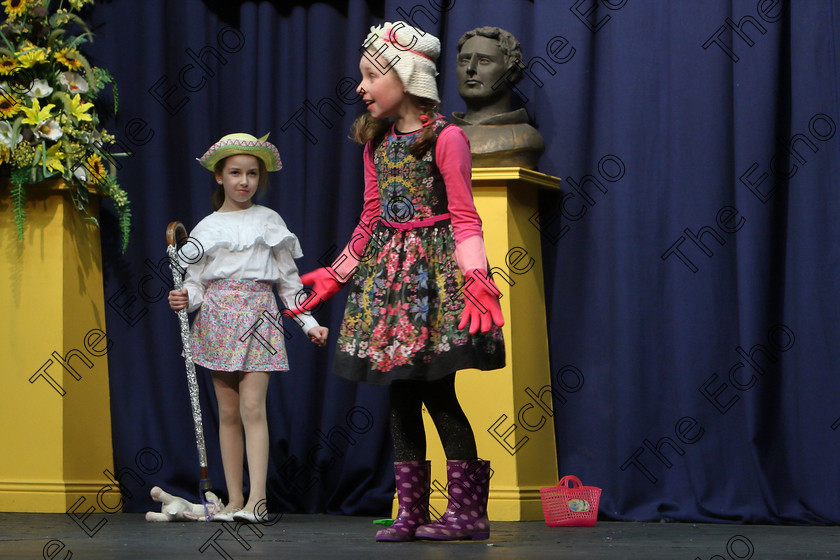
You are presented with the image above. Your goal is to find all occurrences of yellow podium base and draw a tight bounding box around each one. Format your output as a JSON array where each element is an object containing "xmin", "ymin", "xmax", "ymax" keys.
[
  {"xmin": 394, "ymin": 167, "xmax": 561, "ymax": 521},
  {"xmin": 0, "ymin": 180, "xmax": 116, "ymax": 513}
]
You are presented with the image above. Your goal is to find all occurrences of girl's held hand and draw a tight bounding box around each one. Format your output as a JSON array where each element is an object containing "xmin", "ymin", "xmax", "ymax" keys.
[
  {"xmin": 308, "ymin": 326, "xmax": 329, "ymax": 347},
  {"xmin": 287, "ymin": 267, "xmax": 345, "ymax": 316},
  {"xmin": 168, "ymin": 288, "xmax": 188, "ymax": 311}
]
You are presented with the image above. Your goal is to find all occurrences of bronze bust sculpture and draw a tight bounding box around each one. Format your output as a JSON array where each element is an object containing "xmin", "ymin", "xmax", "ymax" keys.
[{"xmin": 452, "ymin": 27, "xmax": 545, "ymax": 169}]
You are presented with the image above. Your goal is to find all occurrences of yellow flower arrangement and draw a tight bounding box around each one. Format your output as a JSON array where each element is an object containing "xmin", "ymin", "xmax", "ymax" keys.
[
  {"xmin": 43, "ymin": 140, "xmax": 61, "ymax": 171},
  {"xmin": 2, "ymin": 0, "xmax": 131, "ymax": 251},
  {"xmin": 54, "ymin": 46, "xmax": 82, "ymax": 70},
  {"xmin": 83, "ymin": 151, "xmax": 104, "ymax": 183},
  {"xmin": 67, "ymin": 92, "xmax": 92, "ymax": 121},
  {"xmin": 2, "ymin": 0, "xmax": 28, "ymax": 20},
  {"xmin": 0, "ymin": 52, "xmax": 17, "ymax": 73},
  {"xmin": 19, "ymin": 96, "xmax": 52, "ymax": 124},
  {"xmin": 17, "ymin": 40, "xmax": 45, "ymax": 66},
  {"xmin": 0, "ymin": 93, "xmax": 17, "ymax": 116}
]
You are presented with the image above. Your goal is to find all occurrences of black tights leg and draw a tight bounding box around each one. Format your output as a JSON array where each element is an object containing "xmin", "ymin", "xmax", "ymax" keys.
[
  {"xmin": 389, "ymin": 379, "xmax": 426, "ymax": 462},
  {"xmin": 389, "ymin": 374, "xmax": 478, "ymax": 462}
]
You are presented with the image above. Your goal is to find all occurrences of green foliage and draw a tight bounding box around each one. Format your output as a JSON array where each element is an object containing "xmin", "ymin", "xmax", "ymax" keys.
[
  {"xmin": 118, "ymin": 199, "xmax": 131, "ymax": 253},
  {"xmin": 1, "ymin": 0, "xmax": 131, "ymax": 252},
  {"xmin": 10, "ymin": 182, "xmax": 26, "ymax": 240}
]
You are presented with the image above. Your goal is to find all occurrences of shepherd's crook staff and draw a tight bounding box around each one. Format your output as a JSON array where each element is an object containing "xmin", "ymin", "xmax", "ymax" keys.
[{"xmin": 166, "ymin": 221, "xmax": 213, "ymax": 500}]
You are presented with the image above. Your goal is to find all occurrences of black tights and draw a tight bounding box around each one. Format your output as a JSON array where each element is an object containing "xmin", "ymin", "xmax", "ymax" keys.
[{"xmin": 389, "ymin": 374, "xmax": 477, "ymax": 462}]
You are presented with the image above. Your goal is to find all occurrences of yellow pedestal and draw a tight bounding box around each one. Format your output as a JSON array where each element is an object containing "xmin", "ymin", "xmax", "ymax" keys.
[
  {"xmin": 393, "ymin": 167, "xmax": 561, "ymax": 521},
  {"xmin": 0, "ymin": 181, "xmax": 115, "ymax": 513}
]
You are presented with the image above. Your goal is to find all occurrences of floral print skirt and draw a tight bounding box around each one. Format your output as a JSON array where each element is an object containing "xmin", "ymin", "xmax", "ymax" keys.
[
  {"xmin": 334, "ymin": 223, "xmax": 505, "ymax": 385},
  {"xmin": 191, "ymin": 279, "xmax": 289, "ymax": 372}
]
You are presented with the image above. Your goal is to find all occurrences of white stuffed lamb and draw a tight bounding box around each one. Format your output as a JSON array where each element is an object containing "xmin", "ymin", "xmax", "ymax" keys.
[{"xmin": 145, "ymin": 485, "xmax": 224, "ymax": 522}]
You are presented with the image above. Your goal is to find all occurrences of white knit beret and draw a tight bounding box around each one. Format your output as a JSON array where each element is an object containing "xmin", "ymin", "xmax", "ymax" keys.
[{"xmin": 362, "ymin": 21, "xmax": 441, "ymax": 103}]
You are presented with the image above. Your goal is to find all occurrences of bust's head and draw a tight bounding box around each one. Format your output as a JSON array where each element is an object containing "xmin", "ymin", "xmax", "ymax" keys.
[{"xmin": 456, "ymin": 27, "xmax": 523, "ymax": 109}]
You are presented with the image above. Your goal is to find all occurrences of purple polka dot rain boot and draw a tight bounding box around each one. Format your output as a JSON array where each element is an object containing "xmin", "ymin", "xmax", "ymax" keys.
[
  {"xmin": 414, "ymin": 459, "xmax": 491, "ymax": 541},
  {"xmin": 375, "ymin": 460, "xmax": 431, "ymax": 542}
]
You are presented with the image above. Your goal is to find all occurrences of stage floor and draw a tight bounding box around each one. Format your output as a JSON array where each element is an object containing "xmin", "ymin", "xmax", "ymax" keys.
[{"xmin": 2, "ymin": 513, "xmax": 837, "ymax": 559}]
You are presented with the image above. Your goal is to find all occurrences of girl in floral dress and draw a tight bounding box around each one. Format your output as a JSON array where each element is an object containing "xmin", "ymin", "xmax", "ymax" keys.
[
  {"xmin": 294, "ymin": 22, "xmax": 505, "ymax": 541},
  {"xmin": 168, "ymin": 133, "xmax": 328, "ymax": 523}
]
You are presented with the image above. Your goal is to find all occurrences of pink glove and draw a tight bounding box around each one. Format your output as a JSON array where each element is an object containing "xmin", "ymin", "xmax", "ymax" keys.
[
  {"xmin": 458, "ymin": 269, "xmax": 505, "ymax": 334},
  {"xmin": 285, "ymin": 267, "xmax": 345, "ymax": 317}
]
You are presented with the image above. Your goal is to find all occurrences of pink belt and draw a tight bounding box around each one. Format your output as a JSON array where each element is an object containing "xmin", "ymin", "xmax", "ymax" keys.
[{"xmin": 381, "ymin": 213, "xmax": 451, "ymax": 231}]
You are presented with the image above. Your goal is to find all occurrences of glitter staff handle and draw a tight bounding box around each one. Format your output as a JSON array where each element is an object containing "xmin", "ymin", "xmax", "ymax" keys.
[{"xmin": 166, "ymin": 221, "xmax": 212, "ymax": 493}]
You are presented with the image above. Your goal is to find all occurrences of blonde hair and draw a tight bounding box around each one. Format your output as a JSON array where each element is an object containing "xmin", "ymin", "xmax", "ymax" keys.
[{"xmin": 211, "ymin": 156, "xmax": 268, "ymax": 211}]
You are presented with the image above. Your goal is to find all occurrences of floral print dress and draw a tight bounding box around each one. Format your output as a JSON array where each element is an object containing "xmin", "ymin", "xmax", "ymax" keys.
[{"xmin": 334, "ymin": 119, "xmax": 505, "ymax": 385}]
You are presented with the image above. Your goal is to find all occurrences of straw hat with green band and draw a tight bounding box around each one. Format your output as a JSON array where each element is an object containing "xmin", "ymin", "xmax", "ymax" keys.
[{"xmin": 197, "ymin": 133, "xmax": 283, "ymax": 172}]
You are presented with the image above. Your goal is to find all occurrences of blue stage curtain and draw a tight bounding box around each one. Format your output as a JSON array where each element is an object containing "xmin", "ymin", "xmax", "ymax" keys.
[{"xmin": 88, "ymin": 0, "xmax": 840, "ymax": 522}]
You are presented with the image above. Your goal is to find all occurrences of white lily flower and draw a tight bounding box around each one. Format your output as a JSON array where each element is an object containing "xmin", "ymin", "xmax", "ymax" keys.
[
  {"xmin": 34, "ymin": 119, "xmax": 63, "ymax": 141},
  {"xmin": 59, "ymin": 72, "xmax": 89, "ymax": 95},
  {"xmin": 0, "ymin": 121, "xmax": 21, "ymax": 148},
  {"xmin": 27, "ymin": 79, "xmax": 53, "ymax": 98},
  {"xmin": 73, "ymin": 164, "xmax": 87, "ymax": 182}
]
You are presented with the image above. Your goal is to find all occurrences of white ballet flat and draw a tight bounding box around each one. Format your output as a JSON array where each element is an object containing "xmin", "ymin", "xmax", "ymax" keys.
[
  {"xmin": 232, "ymin": 509, "xmax": 267, "ymax": 523},
  {"xmin": 211, "ymin": 508, "xmax": 240, "ymax": 522}
]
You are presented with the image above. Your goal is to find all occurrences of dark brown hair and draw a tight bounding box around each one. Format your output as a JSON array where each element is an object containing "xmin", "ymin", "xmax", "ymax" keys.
[
  {"xmin": 211, "ymin": 155, "xmax": 268, "ymax": 211},
  {"xmin": 351, "ymin": 95, "xmax": 440, "ymax": 157}
]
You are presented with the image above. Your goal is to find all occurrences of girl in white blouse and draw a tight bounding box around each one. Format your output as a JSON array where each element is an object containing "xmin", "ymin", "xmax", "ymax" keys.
[{"xmin": 168, "ymin": 133, "xmax": 327, "ymax": 523}]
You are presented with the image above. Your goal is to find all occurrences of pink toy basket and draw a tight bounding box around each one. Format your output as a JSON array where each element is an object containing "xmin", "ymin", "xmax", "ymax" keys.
[{"xmin": 540, "ymin": 475, "xmax": 602, "ymax": 527}]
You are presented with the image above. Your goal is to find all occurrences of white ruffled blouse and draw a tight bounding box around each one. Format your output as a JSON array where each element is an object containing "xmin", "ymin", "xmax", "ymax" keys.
[{"xmin": 180, "ymin": 204, "xmax": 319, "ymax": 335}]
